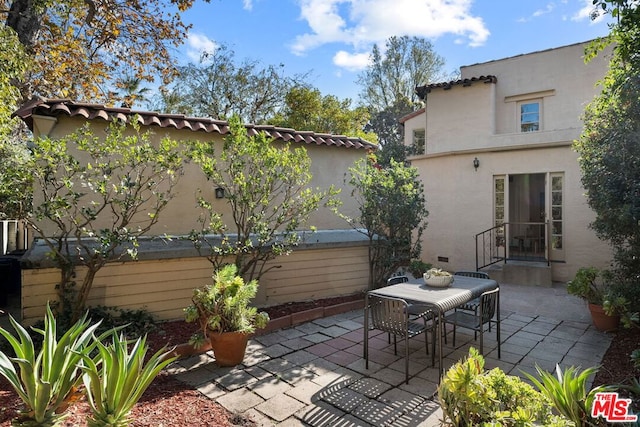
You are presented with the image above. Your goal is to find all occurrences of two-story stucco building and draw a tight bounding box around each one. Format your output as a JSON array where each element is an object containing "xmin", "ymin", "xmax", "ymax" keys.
[{"xmin": 401, "ymin": 41, "xmax": 614, "ymax": 285}]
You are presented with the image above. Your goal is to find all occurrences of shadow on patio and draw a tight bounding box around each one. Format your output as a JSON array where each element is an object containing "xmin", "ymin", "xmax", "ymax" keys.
[{"xmin": 169, "ymin": 282, "xmax": 612, "ymax": 426}]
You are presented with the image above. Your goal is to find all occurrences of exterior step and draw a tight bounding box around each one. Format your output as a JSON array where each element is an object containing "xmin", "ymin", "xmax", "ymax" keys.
[{"xmin": 484, "ymin": 261, "xmax": 552, "ymax": 287}]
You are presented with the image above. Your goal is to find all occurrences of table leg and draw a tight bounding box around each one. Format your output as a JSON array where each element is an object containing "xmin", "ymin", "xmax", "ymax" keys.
[
  {"xmin": 364, "ymin": 295, "xmax": 369, "ymax": 368},
  {"xmin": 438, "ymin": 309, "xmax": 443, "ymax": 380}
]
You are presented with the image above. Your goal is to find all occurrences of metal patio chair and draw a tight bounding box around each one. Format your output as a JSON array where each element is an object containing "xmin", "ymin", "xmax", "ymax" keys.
[
  {"xmin": 384, "ymin": 275, "xmax": 432, "ymax": 342},
  {"xmin": 442, "ymin": 287, "xmax": 500, "ymax": 357},
  {"xmin": 453, "ymin": 271, "xmax": 491, "ymax": 316},
  {"xmin": 365, "ymin": 294, "xmax": 437, "ymax": 383}
]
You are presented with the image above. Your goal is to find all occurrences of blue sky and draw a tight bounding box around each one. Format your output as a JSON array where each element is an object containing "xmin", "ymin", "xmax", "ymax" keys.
[{"xmin": 177, "ymin": 0, "xmax": 614, "ymax": 102}]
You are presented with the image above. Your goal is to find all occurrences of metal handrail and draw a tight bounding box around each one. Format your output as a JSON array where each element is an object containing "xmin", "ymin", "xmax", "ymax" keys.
[{"xmin": 475, "ymin": 222, "xmax": 549, "ymax": 271}]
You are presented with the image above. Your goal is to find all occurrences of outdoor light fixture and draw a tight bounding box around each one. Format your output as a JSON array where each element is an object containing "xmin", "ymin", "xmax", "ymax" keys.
[
  {"xmin": 215, "ymin": 187, "xmax": 225, "ymax": 199},
  {"xmin": 473, "ymin": 157, "xmax": 480, "ymax": 171}
]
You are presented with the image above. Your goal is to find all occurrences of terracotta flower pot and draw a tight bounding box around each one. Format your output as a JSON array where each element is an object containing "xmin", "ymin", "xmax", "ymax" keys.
[
  {"xmin": 165, "ymin": 341, "xmax": 213, "ymax": 360},
  {"xmin": 588, "ymin": 303, "xmax": 620, "ymax": 332},
  {"xmin": 209, "ymin": 331, "xmax": 250, "ymax": 366}
]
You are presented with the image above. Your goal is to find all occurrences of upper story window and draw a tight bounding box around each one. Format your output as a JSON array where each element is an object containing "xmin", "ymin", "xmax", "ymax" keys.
[
  {"xmin": 412, "ymin": 128, "xmax": 426, "ymax": 155},
  {"xmin": 519, "ymin": 101, "xmax": 540, "ymax": 132}
]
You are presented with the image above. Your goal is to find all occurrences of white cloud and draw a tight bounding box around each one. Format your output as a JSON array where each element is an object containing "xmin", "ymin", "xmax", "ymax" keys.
[
  {"xmin": 517, "ymin": 2, "xmax": 556, "ymax": 22},
  {"xmin": 333, "ymin": 50, "xmax": 371, "ymax": 71},
  {"xmin": 291, "ymin": 0, "xmax": 490, "ymax": 57},
  {"xmin": 533, "ymin": 3, "xmax": 556, "ymax": 17},
  {"xmin": 243, "ymin": 0, "xmax": 253, "ymax": 11},
  {"xmin": 571, "ymin": 0, "xmax": 605, "ymax": 22},
  {"xmin": 186, "ymin": 33, "xmax": 218, "ymax": 62}
]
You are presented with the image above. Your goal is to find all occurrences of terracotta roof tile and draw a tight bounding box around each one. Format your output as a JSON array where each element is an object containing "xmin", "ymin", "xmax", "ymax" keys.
[
  {"xmin": 415, "ymin": 75, "xmax": 497, "ymax": 99},
  {"xmin": 398, "ymin": 107, "xmax": 426, "ymax": 124},
  {"xmin": 14, "ymin": 97, "xmax": 376, "ymax": 150}
]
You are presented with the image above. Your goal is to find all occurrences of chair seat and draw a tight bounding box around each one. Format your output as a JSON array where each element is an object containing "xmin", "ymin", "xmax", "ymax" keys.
[
  {"xmin": 443, "ymin": 311, "xmax": 482, "ymax": 330},
  {"xmin": 457, "ymin": 297, "xmax": 480, "ymax": 312},
  {"xmin": 407, "ymin": 304, "xmax": 435, "ymax": 318},
  {"xmin": 407, "ymin": 320, "xmax": 429, "ymax": 336}
]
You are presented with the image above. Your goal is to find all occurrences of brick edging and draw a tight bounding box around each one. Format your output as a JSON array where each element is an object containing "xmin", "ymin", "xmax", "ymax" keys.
[{"xmin": 255, "ymin": 299, "xmax": 365, "ymax": 336}]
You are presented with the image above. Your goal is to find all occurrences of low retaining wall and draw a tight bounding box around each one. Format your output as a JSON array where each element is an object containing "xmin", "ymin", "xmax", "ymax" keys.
[{"xmin": 19, "ymin": 230, "xmax": 370, "ymax": 325}]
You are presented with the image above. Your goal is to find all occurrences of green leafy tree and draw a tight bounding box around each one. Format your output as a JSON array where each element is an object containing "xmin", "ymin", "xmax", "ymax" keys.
[
  {"xmin": 342, "ymin": 152, "xmax": 428, "ymax": 289},
  {"xmin": 366, "ymin": 98, "xmax": 414, "ymax": 165},
  {"xmin": 27, "ymin": 119, "xmax": 184, "ymax": 323},
  {"xmin": 0, "ymin": 26, "xmax": 31, "ymax": 219},
  {"xmin": 188, "ymin": 115, "xmax": 339, "ymax": 282},
  {"xmin": 1, "ymin": 0, "xmax": 206, "ymax": 221},
  {"xmin": 148, "ymin": 86, "xmax": 193, "ymax": 115},
  {"xmin": 357, "ymin": 36, "xmax": 446, "ymax": 164},
  {"xmin": 2, "ymin": 0, "xmax": 208, "ymax": 103},
  {"xmin": 115, "ymin": 75, "xmax": 152, "ymax": 108},
  {"xmin": 173, "ymin": 43, "xmax": 310, "ymax": 123},
  {"xmin": 269, "ymin": 86, "xmax": 377, "ymax": 141},
  {"xmin": 576, "ymin": 1, "xmax": 640, "ymax": 304}
]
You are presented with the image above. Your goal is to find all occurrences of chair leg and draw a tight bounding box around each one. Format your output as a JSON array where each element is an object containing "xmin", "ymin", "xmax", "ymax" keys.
[
  {"xmin": 431, "ymin": 327, "xmax": 437, "ymax": 367},
  {"xmin": 405, "ymin": 334, "xmax": 410, "ymax": 384},
  {"xmin": 497, "ymin": 320, "xmax": 501, "ymax": 359},
  {"xmin": 479, "ymin": 325, "xmax": 484, "ymax": 355},
  {"xmin": 393, "ymin": 335, "xmax": 398, "ymax": 355},
  {"xmin": 424, "ymin": 326, "xmax": 429, "ymax": 355},
  {"xmin": 364, "ymin": 328, "xmax": 369, "ymax": 369},
  {"xmin": 452, "ymin": 324, "xmax": 457, "ymax": 346}
]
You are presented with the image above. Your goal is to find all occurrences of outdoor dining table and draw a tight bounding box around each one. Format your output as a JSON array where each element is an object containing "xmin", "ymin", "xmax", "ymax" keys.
[{"xmin": 364, "ymin": 275, "xmax": 499, "ymax": 379}]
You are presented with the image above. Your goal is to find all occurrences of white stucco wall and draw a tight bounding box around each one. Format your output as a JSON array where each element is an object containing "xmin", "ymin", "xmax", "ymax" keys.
[
  {"xmin": 406, "ymin": 41, "xmax": 614, "ymax": 283},
  {"xmin": 462, "ymin": 41, "xmax": 613, "ymax": 137}
]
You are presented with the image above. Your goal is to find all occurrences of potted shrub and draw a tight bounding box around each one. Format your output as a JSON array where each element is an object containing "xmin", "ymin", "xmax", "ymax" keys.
[
  {"xmin": 184, "ymin": 264, "xmax": 269, "ymax": 366},
  {"xmin": 567, "ymin": 267, "xmax": 627, "ymax": 332}
]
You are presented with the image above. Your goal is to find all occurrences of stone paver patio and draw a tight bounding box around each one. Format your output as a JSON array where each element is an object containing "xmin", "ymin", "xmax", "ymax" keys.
[{"xmin": 167, "ymin": 282, "xmax": 612, "ymax": 426}]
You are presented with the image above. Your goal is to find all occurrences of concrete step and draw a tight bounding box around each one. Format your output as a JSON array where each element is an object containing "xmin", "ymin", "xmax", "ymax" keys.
[{"xmin": 484, "ymin": 261, "xmax": 552, "ymax": 287}]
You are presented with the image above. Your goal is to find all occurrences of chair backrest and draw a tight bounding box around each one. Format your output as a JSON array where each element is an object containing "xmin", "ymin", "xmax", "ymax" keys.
[
  {"xmin": 368, "ymin": 294, "xmax": 409, "ymax": 337},
  {"xmin": 479, "ymin": 288, "xmax": 499, "ymax": 323},
  {"xmin": 387, "ymin": 275, "xmax": 410, "ymax": 285},
  {"xmin": 454, "ymin": 271, "xmax": 490, "ymax": 280}
]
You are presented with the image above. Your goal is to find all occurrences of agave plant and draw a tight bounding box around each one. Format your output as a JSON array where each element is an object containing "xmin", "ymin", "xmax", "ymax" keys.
[
  {"xmin": 0, "ymin": 304, "xmax": 102, "ymax": 427},
  {"xmin": 524, "ymin": 364, "xmax": 611, "ymax": 427},
  {"xmin": 78, "ymin": 332, "xmax": 176, "ymax": 427}
]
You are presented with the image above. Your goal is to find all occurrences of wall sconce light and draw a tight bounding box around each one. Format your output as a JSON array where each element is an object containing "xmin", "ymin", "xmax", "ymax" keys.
[
  {"xmin": 473, "ymin": 157, "xmax": 480, "ymax": 171},
  {"xmin": 215, "ymin": 187, "xmax": 225, "ymax": 199}
]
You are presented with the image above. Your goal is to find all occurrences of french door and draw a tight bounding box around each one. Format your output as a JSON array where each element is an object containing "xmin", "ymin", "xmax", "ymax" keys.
[{"xmin": 493, "ymin": 173, "xmax": 564, "ymax": 262}]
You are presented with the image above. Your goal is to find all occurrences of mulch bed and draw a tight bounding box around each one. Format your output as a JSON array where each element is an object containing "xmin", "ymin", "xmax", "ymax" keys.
[{"xmin": 0, "ymin": 294, "xmax": 364, "ymax": 427}]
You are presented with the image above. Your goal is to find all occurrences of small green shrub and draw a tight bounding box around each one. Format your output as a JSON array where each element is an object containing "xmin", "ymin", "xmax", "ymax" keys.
[
  {"xmin": 184, "ymin": 264, "xmax": 270, "ymax": 347},
  {"xmin": 408, "ymin": 259, "xmax": 432, "ymax": 278},
  {"xmin": 438, "ymin": 348, "xmax": 572, "ymax": 426},
  {"xmin": 87, "ymin": 305, "xmax": 157, "ymax": 338},
  {"xmin": 26, "ymin": 304, "xmax": 157, "ymax": 354}
]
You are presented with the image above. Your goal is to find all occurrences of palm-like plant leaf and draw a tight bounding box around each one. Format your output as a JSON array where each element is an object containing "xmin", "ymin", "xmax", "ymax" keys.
[
  {"xmin": 79, "ymin": 331, "xmax": 176, "ymax": 427},
  {"xmin": 0, "ymin": 303, "xmax": 103, "ymax": 426},
  {"xmin": 524, "ymin": 364, "xmax": 610, "ymax": 427}
]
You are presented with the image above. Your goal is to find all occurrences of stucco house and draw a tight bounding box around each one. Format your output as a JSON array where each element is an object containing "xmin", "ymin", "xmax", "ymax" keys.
[
  {"xmin": 401, "ymin": 40, "xmax": 614, "ymax": 286},
  {"xmin": 13, "ymin": 99, "xmax": 375, "ymax": 323}
]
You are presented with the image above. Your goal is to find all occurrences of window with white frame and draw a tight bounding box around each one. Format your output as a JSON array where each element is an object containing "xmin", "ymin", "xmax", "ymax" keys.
[
  {"xmin": 412, "ymin": 128, "xmax": 425, "ymax": 154},
  {"xmin": 519, "ymin": 100, "xmax": 540, "ymax": 132}
]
